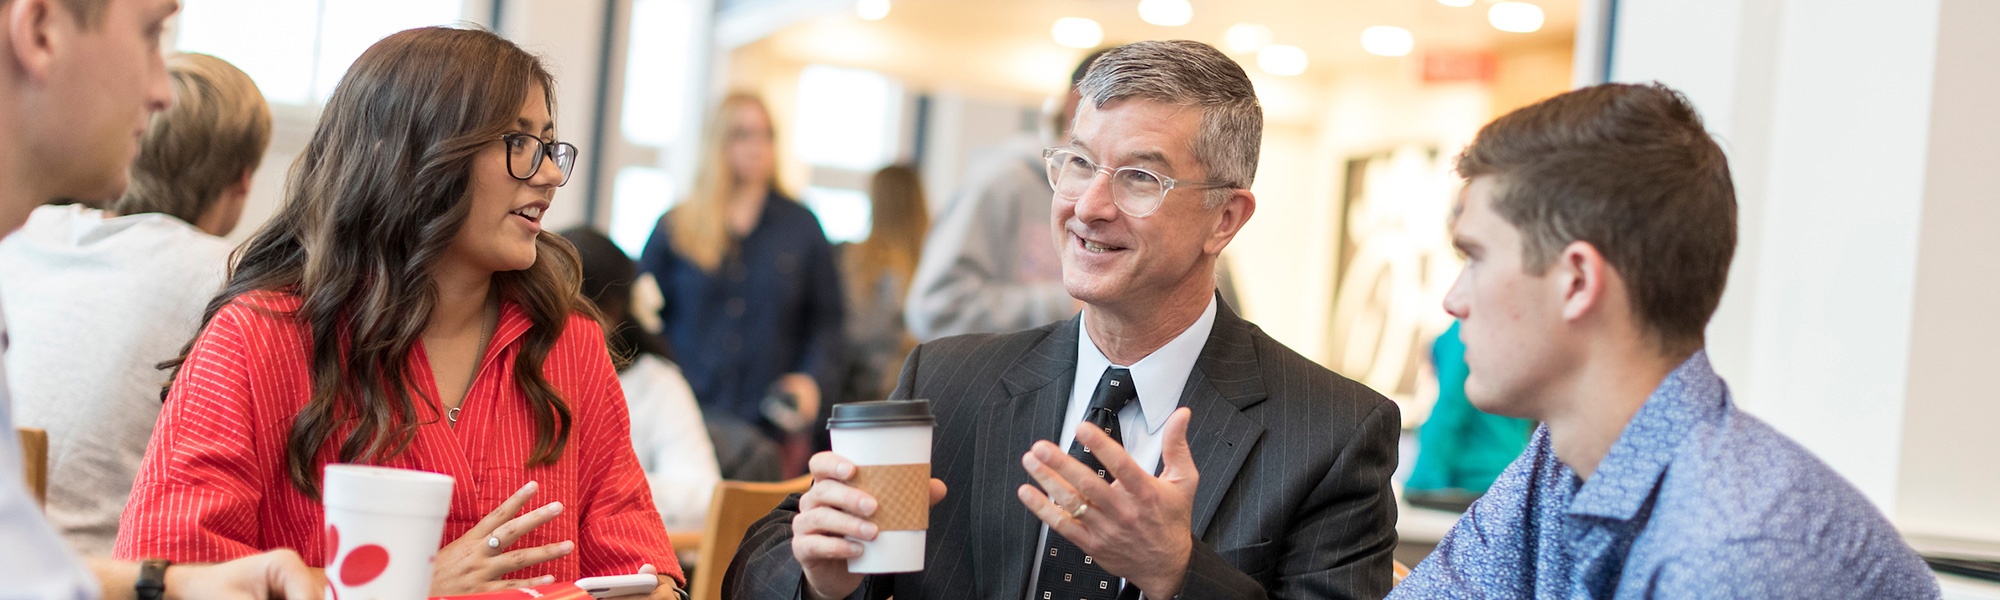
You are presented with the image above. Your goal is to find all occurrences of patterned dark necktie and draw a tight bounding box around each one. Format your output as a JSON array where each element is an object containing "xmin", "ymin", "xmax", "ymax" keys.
[{"xmin": 1034, "ymin": 366, "xmax": 1137, "ymax": 600}]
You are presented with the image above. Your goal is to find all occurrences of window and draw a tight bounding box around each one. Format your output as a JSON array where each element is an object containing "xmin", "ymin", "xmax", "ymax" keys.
[
  {"xmin": 793, "ymin": 64, "xmax": 901, "ymax": 171},
  {"xmin": 174, "ymin": 0, "xmax": 465, "ymax": 105},
  {"xmin": 610, "ymin": 166, "xmax": 675, "ymax": 256}
]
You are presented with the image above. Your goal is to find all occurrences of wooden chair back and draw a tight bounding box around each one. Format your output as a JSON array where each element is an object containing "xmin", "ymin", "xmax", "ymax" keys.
[
  {"xmin": 1393, "ymin": 558, "xmax": 1413, "ymax": 587},
  {"xmin": 17, "ymin": 427, "xmax": 47, "ymax": 508},
  {"xmin": 690, "ymin": 475, "xmax": 813, "ymax": 600}
]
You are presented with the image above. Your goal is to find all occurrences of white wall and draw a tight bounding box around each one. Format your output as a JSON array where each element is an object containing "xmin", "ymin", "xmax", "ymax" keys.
[
  {"xmin": 1894, "ymin": 0, "xmax": 2000, "ymax": 544},
  {"xmin": 1614, "ymin": 0, "xmax": 2000, "ymax": 543}
]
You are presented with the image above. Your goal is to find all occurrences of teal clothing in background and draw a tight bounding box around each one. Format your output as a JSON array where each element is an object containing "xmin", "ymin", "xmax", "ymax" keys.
[{"xmin": 1406, "ymin": 321, "xmax": 1533, "ymax": 495}]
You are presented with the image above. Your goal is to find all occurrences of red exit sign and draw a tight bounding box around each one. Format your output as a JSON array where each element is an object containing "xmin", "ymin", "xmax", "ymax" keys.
[{"xmin": 1423, "ymin": 50, "xmax": 1497, "ymax": 82}]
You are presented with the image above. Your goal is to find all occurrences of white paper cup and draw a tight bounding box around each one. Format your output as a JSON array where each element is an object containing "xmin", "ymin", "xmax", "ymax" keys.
[
  {"xmin": 827, "ymin": 400, "xmax": 935, "ymax": 574},
  {"xmin": 323, "ymin": 464, "xmax": 455, "ymax": 600}
]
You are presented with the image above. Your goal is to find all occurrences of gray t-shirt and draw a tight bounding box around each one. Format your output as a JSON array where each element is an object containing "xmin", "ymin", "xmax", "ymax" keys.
[{"xmin": 0, "ymin": 204, "xmax": 231, "ymax": 556}]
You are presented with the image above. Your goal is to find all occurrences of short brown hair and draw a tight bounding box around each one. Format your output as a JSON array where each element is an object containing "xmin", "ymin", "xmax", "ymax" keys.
[
  {"xmin": 112, "ymin": 53, "xmax": 272, "ymax": 225},
  {"xmin": 1076, "ymin": 40, "xmax": 1261, "ymax": 207},
  {"xmin": 1457, "ymin": 82, "xmax": 1737, "ymax": 353}
]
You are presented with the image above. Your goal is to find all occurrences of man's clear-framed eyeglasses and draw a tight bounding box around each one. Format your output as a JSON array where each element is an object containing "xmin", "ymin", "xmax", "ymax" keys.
[
  {"xmin": 1042, "ymin": 147, "xmax": 1231, "ymax": 218},
  {"xmin": 500, "ymin": 133, "xmax": 579, "ymax": 187}
]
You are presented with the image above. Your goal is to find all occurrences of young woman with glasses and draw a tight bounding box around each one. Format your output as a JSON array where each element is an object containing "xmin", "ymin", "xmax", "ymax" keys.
[{"xmin": 114, "ymin": 27, "xmax": 684, "ymax": 598}]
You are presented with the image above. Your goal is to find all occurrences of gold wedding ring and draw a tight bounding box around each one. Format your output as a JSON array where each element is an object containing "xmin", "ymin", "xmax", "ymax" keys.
[{"xmin": 1069, "ymin": 501, "xmax": 1090, "ymax": 520}]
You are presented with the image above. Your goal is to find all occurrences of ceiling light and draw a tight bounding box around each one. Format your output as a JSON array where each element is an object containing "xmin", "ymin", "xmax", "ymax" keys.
[
  {"xmin": 1437, "ymin": 0, "xmax": 1474, "ymax": 6},
  {"xmin": 1257, "ymin": 44, "xmax": 1307, "ymax": 77},
  {"xmin": 1052, "ymin": 17, "xmax": 1104, "ymax": 49},
  {"xmin": 1488, "ymin": 2, "xmax": 1546, "ymax": 33},
  {"xmin": 1224, "ymin": 23, "xmax": 1273, "ymax": 53},
  {"xmin": 1360, "ymin": 26, "xmax": 1414, "ymax": 57},
  {"xmin": 1137, "ymin": 0, "xmax": 1193, "ymax": 27},
  {"xmin": 855, "ymin": 0, "xmax": 889, "ymax": 20}
]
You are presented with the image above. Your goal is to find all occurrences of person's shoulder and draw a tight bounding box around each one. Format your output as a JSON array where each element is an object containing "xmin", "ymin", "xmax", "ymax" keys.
[
  {"xmin": 1653, "ymin": 406, "xmax": 1907, "ymax": 548},
  {"xmin": 1237, "ymin": 316, "xmax": 1393, "ymax": 410},
  {"xmin": 553, "ymin": 310, "xmax": 611, "ymax": 349},
  {"xmin": 194, "ymin": 290, "xmax": 306, "ymax": 347},
  {"xmin": 922, "ymin": 321, "xmax": 1060, "ymax": 359}
]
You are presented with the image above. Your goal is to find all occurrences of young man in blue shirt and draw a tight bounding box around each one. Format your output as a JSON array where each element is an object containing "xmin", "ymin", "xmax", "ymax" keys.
[{"xmin": 1392, "ymin": 83, "xmax": 1939, "ymax": 599}]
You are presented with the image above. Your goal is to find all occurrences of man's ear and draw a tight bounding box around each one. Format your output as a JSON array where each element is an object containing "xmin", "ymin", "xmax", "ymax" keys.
[
  {"xmin": 1203, "ymin": 188, "xmax": 1256, "ymax": 256},
  {"xmin": 7, "ymin": 0, "xmax": 59, "ymax": 83},
  {"xmin": 1556, "ymin": 240, "xmax": 1607, "ymax": 323}
]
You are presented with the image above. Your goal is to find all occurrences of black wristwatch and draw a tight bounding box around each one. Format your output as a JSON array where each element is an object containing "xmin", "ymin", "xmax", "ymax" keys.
[{"xmin": 135, "ymin": 558, "xmax": 171, "ymax": 600}]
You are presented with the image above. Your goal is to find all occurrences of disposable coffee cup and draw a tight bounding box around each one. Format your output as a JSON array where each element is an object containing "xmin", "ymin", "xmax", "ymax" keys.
[
  {"xmin": 322, "ymin": 464, "xmax": 455, "ymax": 600},
  {"xmin": 827, "ymin": 400, "xmax": 935, "ymax": 574}
]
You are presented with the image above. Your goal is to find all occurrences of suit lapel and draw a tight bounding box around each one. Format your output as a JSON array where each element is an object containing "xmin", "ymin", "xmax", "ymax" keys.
[
  {"xmin": 1179, "ymin": 297, "xmax": 1268, "ymax": 538},
  {"xmin": 972, "ymin": 316, "xmax": 1079, "ymax": 599}
]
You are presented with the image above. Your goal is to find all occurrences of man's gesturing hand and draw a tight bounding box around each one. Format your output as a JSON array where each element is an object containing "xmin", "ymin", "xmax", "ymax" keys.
[
  {"xmin": 792, "ymin": 451, "xmax": 948, "ymax": 600},
  {"xmin": 1017, "ymin": 407, "xmax": 1199, "ymax": 598}
]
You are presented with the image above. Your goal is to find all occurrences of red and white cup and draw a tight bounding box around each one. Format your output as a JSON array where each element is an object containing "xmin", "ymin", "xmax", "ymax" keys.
[{"xmin": 323, "ymin": 464, "xmax": 455, "ymax": 600}]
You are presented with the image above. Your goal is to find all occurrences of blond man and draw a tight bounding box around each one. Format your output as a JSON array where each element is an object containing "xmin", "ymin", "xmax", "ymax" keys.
[{"xmin": 1, "ymin": 52, "xmax": 268, "ymax": 556}]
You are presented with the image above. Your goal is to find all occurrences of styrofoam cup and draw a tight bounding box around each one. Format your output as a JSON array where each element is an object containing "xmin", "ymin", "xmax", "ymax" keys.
[{"xmin": 322, "ymin": 464, "xmax": 455, "ymax": 600}]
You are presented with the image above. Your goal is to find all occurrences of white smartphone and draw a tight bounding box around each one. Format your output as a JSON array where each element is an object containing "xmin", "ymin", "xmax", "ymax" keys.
[{"xmin": 575, "ymin": 574, "xmax": 660, "ymax": 599}]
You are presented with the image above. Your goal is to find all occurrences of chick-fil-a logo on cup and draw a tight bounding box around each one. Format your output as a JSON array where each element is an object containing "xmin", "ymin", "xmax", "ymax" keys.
[{"xmin": 322, "ymin": 464, "xmax": 454, "ymax": 600}]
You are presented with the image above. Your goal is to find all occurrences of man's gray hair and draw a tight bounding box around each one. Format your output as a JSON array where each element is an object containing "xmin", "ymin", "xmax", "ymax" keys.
[{"xmin": 1076, "ymin": 40, "xmax": 1262, "ymax": 208}]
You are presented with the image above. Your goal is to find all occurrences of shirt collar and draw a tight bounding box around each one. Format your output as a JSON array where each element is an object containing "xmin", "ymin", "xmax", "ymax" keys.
[
  {"xmin": 1568, "ymin": 350, "xmax": 1728, "ymax": 521},
  {"xmin": 1076, "ymin": 296, "xmax": 1218, "ymax": 435}
]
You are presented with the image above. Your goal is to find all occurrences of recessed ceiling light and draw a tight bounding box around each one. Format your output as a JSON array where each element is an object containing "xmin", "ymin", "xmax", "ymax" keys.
[
  {"xmin": 1224, "ymin": 23, "xmax": 1273, "ymax": 53},
  {"xmin": 1360, "ymin": 26, "xmax": 1414, "ymax": 57},
  {"xmin": 1489, "ymin": 2, "xmax": 1546, "ymax": 33},
  {"xmin": 1052, "ymin": 17, "xmax": 1104, "ymax": 49},
  {"xmin": 1138, "ymin": 0, "xmax": 1193, "ymax": 27},
  {"xmin": 855, "ymin": 0, "xmax": 889, "ymax": 21},
  {"xmin": 1257, "ymin": 44, "xmax": 1307, "ymax": 77}
]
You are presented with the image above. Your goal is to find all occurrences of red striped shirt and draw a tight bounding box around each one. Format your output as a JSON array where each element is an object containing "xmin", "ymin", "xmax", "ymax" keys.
[{"xmin": 114, "ymin": 293, "xmax": 684, "ymax": 586}]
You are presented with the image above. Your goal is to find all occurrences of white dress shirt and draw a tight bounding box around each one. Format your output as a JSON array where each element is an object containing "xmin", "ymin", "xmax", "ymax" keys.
[
  {"xmin": 1024, "ymin": 296, "xmax": 1218, "ymax": 599},
  {"xmin": 0, "ymin": 298, "xmax": 102, "ymax": 599}
]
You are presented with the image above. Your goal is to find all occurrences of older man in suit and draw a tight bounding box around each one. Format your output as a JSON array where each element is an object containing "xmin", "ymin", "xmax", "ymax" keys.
[{"xmin": 726, "ymin": 40, "xmax": 1400, "ymax": 600}]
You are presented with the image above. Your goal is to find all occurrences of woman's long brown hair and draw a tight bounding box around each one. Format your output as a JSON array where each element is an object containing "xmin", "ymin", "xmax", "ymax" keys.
[{"xmin": 163, "ymin": 27, "xmax": 587, "ymax": 500}]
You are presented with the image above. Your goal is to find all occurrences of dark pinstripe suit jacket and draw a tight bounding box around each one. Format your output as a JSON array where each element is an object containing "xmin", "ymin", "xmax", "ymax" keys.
[{"xmin": 726, "ymin": 298, "xmax": 1401, "ymax": 599}]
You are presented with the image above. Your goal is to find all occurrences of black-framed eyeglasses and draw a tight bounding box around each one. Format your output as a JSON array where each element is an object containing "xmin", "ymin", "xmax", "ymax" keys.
[
  {"xmin": 1042, "ymin": 147, "xmax": 1231, "ymax": 218},
  {"xmin": 500, "ymin": 133, "xmax": 579, "ymax": 186}
]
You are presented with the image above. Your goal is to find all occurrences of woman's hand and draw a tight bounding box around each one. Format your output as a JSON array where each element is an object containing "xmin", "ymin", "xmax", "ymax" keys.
[{"xmin": 429, "ymin": 481, "xmax": 576, "ymax": 595}]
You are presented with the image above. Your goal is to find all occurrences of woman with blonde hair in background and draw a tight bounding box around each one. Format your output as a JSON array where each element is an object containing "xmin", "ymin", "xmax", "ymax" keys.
[
  {"xmin": 639, "ymin": 93, "xmax": 843, "ymax": 473},
  {"xmin": 116, "ymin": 27, "xmax": 683, "ymax": 597},
  {"xmin": 838, "ymin": 165, "xmax": 928, "ymax": 404}
]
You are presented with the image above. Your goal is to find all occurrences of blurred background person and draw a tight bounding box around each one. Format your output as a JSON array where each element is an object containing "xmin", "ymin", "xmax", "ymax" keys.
[
  {"xmin": 640, "ymin": 92, "xmax": 843, "ymax": 475},
  {"xmin": 563, "ymin": 226, "xmax": 720, "ymax": 532},
  {"xmin": 837, "ymin": 164, "xmax": 928, "ymax": 405},
  {"xmin": 117, "ymin": 27, "xmax": 683, "ymax": 595},
  {"xmin": 0, "ymin": 51, "xmax": 270, "ymax": 557},
  {"xmin": 900, "ymin": 51, "xmax": 1101, "ymax": 343},
  {"xmin": 1402, "ymin": 321, "xmax": 1533, "ymax": 513}
]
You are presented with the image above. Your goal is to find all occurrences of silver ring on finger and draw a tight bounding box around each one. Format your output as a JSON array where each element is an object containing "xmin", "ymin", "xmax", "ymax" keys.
[{"xmin": 1069, "ymin": 501, "xmax": 1090, "ymax": 520}]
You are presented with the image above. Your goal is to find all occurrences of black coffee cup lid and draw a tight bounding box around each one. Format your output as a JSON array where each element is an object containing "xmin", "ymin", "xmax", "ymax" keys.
[{"xmin": 827, "ymin": 400, "xmax": 934, "ymax": 429}]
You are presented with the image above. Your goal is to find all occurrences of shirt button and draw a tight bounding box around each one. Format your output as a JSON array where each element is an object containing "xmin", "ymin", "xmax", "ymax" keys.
[{"xmin": 726, "ymin": 298, "xmax": 746, "ymax": 317}]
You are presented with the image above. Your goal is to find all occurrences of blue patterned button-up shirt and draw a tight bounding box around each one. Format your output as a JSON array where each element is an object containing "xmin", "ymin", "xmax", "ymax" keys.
[{"xmin": 1392, "ymin": 351, "xmax": 1940, "ymax": 599}]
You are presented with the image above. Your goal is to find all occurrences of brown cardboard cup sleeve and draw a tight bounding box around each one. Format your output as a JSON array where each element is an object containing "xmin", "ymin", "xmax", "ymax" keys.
[{"xmin": 848, "ymin": 463, "xmax": 930, "ymax": 531}]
